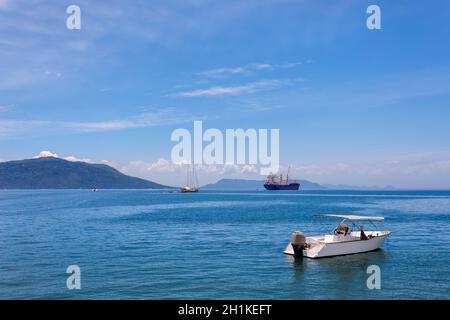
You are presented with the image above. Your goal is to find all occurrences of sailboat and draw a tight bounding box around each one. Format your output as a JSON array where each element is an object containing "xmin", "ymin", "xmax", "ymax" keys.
[{"xmin": 180, "ymin": 164, "xmax": 199, "ymax": 193}]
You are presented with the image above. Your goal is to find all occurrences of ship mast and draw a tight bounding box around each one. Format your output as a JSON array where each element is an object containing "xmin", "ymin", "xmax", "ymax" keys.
[{"xmin": 286, "ymin": 165, "xmax": 291, "ymax": 185}]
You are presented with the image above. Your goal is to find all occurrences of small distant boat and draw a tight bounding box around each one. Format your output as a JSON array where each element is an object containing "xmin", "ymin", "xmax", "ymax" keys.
[
  {"xmin": 180, "ymin": 164, "xmax": 199, "ymax": 193},
  {"xmin": 264, "ymin": 165, "xmax": 300, "ymax": 190},
  {"xmin": 92, "ymin": 187, "xmax": 98, "ymax": 192},
  {"xmin": 284, "ymin": 214, "xmax": 391, "ymax": 258}
]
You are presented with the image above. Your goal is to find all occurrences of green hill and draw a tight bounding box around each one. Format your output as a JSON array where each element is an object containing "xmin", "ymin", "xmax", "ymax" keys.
[{"xmin": 0, "ymin": 157, "xmax": 169, "ymax": 189}]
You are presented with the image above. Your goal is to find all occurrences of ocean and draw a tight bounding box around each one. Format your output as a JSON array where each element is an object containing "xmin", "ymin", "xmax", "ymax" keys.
[{"xmin": 0, "ymin": 189, "xmax": 449, "ymax": 299}]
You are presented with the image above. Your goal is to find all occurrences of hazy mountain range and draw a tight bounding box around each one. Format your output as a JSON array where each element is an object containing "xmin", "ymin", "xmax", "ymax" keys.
[
  {"xmin": 323, "ymin": 184, "xmax": 395, "ymax": 190},
  {"xmin": 202, "ymin": 178, "xmax": 325, "ymax": 189}
]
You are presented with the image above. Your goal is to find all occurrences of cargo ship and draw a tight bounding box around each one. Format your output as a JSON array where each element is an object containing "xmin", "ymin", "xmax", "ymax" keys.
[{"xmin": 263, "ymin": 166, "xmax": 300, "ymax": 190}]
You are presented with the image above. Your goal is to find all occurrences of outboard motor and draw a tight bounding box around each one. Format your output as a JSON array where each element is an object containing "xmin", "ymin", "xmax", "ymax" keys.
[{"xmin": 291, "ymin": 231, "xmax": 306, "ymax": 257}]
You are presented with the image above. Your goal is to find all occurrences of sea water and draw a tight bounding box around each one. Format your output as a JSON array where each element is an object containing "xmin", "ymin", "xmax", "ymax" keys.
[{"xmin": 0, "ymin": 189, "xmax": 449, "ymax": 299}]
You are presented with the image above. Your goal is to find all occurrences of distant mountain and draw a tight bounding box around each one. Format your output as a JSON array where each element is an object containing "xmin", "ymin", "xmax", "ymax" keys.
[
  {"xmin": 323, "ymin": 184, "xmax": 395, "ymax": 190},
  {"xmin": 0, "ymin": 157, "xmax": 170, "ymax": 189},
  {"xmin": 202, "ymin": 178, "xmax": 325, "ymax": 189}
]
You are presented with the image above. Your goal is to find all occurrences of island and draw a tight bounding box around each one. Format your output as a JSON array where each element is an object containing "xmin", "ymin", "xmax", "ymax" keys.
[{"xmin": 0, "ymin": 157, "xmax": 169, "ymax": 189}]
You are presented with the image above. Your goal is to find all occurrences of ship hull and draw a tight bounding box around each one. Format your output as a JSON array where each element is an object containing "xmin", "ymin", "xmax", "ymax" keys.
[
  {"xmin": 264, "ymin": 183, "xmax": 300, "ymax": 190},
  {"xmin": 180, "ymin": 186, "xmax": 199, "ymax": 193}
]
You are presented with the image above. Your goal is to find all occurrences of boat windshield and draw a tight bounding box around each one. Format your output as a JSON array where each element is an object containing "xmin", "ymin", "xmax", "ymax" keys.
[
  {"xmin": 317, "ymin": 214, "xmax": 384, "ymax": 221},
  {"xmin": 314, "ymin": 214, "xmax": 385, "ymax": 234}
]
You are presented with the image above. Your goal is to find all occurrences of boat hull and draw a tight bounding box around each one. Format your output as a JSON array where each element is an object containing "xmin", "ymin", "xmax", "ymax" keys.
[
  {"xmin": 284, "ymin": 231, "xmax": 390, "ymax": 258},
  {"xmin": 180, "ymin": 187, "xmax": 199, "ymax": 193},
  {"xmin": 264, "ymin": 183, "xmax": 300, "ymax": 190}
]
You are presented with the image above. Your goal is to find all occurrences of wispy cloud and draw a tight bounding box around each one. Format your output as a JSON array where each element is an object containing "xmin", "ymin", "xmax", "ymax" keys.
[
  {"xmin": 174, "ymin": 61, "xmax": 304, "ymax": 98},
  {"xmin": 0, "ymin": 104, "xmax": 12, "ymax": 113},
  {"xmin": 66, "ymin": 119, "xmax": 144, "ymax": 132},
  {"xmin": 176, "ymin": 79, "xmax": 287, "ymax": 97},
  {"xmin": 198, "ymin": 62, "xmax": 301, "ymax": 77},
  {"xmin": 0, "ymin": 0, "xmax": 285, "ymax": 90},
  {"xmin": 64, "ymin": 108, "xmax": 193, "ymax": 132},
  {"xmin": 0, "ymin": 108, "xmax": 199, "ymax": 138},
  {"xmin": 0, "ymin": 119, "xmax": 49, "ymax": 138}
]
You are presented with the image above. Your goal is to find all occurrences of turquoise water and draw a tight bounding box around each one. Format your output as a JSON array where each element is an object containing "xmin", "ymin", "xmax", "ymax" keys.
[{"xmin": 0, "ymin": 189, "xmax": 449, "ymax": 299}]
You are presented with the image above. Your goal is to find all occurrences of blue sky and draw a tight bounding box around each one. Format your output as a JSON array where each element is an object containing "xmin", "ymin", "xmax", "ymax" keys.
[{"xmin": 1, "ymin": 0, "xmax": 450, "ymax": 188}]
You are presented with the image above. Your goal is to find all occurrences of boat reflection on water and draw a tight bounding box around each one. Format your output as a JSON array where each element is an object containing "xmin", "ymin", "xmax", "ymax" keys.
[{"xmin": 284, "ymin": 250, "xmax": 389, "ymax": 298}]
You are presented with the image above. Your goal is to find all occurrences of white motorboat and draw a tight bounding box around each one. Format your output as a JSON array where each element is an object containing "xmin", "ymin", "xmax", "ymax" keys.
[{"xmin": 284, "ymin": 214, "xmax": 391, "ymax": 258}]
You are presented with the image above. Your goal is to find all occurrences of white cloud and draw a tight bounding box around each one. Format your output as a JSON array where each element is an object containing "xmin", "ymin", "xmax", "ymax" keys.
[
  {"xmin": 100, "ymin": 159, "xmax": 115, "ymax": 166},
  {"xmin": 64, "ymin": 155, "xmax": 92, "ymax": 163},
  {"xmin": 177, "ymin": 80, "xmax": 284, "ymax": 97},
  {"xmin": 120, "ymin": 157, "xmax": 261, "ymax": 186},
  {"xmin": 288, "ymin": 151, "xmax": 450, "ymax": 189},
  {"xmin": 64, "ymin": 108, "xmax": 193, "ymax": 132},
  {"xmin": 200, "ymin": 66, "xmax": 246, "ymax": 76},
  {"xmin": 198, "ymin": 62, "xmax": 300, "ymax": 77},
  {"xmin": 33, "ymin": 150, "xmax": 92, "ymax": 163},
  {"xmin": 66, "ymin": 120, "xmax": 140, "ymax": 132},
  {"xmin": 34, "ymin": 150, "xmax": 58, "ymax": 158},
  {"xmin": 124, "ymin": 158, "xmax": 181, "ymax": 174}
]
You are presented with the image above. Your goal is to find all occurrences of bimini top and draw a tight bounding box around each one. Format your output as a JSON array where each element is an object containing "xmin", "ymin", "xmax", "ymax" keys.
[{"xmin": 318, "ymin": 214, "xmax": 384, "ymax": 221}]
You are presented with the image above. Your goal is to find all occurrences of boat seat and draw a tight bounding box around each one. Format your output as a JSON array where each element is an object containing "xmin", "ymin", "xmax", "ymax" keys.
[{"xmin": 335, "ymin": 223, "xmax": 350, "ymax": 235}]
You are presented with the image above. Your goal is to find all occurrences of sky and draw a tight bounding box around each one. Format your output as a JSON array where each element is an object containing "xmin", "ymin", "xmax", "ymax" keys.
[{"xmin": 1, "ymin": 0, "xmax": 450, "ymax": 188}]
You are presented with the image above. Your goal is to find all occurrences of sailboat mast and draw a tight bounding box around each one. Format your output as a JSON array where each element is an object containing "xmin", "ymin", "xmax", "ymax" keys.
[
  {"xmin": 186, "ymin": 164, "xmax": 190, "ymax": 187},
  {"xmin": 193, "ymin": 165, "xmax": 199, "ymax": 188},
  {"xmin": 181, "ymin": 163, "xmax": 199, "ymax": 192}
]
